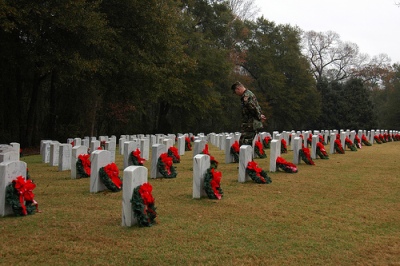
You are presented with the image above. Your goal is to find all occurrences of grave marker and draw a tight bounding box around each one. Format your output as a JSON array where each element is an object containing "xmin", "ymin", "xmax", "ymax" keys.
[{"xmin": 121, "ymin": 166, "xmax": 148, "ymax": 227}]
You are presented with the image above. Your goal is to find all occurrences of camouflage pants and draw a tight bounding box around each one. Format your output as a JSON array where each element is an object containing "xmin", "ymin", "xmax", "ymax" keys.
[{"xmin": 239, "ymin": 122, "xmax": 256, "ymax": 146}]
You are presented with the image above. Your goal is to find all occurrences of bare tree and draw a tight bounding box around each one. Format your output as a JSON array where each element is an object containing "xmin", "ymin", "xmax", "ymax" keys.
[
  {"xmin": 302, "ymin": 30, "xmax": 361, "ymax": 82},
  {"xmin": 228, "ymin": 0, "xmax": 260, "ymax": 21}
]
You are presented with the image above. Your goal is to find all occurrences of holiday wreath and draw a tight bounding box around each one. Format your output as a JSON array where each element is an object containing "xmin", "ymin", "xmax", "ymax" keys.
[
  {"xmin": 276, "ymin": 156, "xmax": 298, "ymax": 173},
  {"xmin": 299, "ymin": 147, "xmax": 315, "ymax": 165},
  {"xmin": 361, "ymin": 134, "xmax": 372, "ymax": 146},
  {"xmin": 157, "ymin": 153, "xmax": 177, "ymax": 178},
  {"xmin": 334, "ymin": 139, "xmax": 345, "ymax": 154},
  {"xmin": 316, "ymin": 142, "xmax": 329, "ymax": 159},
  {"xmin": 246, "ymin": 161, "xmax": 272, "ymax": 184},
  {"xmin": 374, "ymin": 135, "xmax": 382, "ymax": 144},
  {"xmin": 379, "ymin": 134, "xmax": 386, "ymax": 143},
  {"xmin": 131, "ymin": 182, "xmax": 157, "ymax": 227},
  {"xmin": 345, "ymin": 137, "xmax": 357, "ymax": 151},
  {"xmin": 99, "ymin": 162, "xmax": 122, "ymax": 192},
  {"xmin": 5, "ymin": 176, "xmax": 38, "ymax": 216},
  {"xmin": 281, "ymin": 139, "xmax": 287, "ymax": 154},
  {"xmin": 129, "ymin": 148, "xmax": 145, "ymax": 166},
  {"xmin": 354, "ymin": 135, "xmax": 362, "ymax": 149},
  {"xmin": 203, "ymin": 167, "xmax": 223, "ymax": 199},
  {"xmin": 168, "ymin": 146, "xmax": 180, "ymax": 163},
  {"xmin": 254, "ymin": 139, "xmax": 266, "ymax": 158},
  {"xmin": 76, "ymin": 154, "xmax": 91, "ymax": 177},
  {"xmin": 230, "ymin": 141, "xmax": 240, "ymax": 163},
  {"xmin": 262, "ymin": 136, "xmax": 271, "ymax": 149},
  {"xmin": 185, "ymin": 137, "xmax": 192, "ymax": 151},
  {"xmin": 201, "ymin": 144, "xmax": 218, "ymax": 169}
]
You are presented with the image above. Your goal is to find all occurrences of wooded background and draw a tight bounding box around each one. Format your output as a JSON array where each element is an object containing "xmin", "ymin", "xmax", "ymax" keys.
[{"xmin": 1, "ymin": 0, "xmax": 399, "ymax": 148}]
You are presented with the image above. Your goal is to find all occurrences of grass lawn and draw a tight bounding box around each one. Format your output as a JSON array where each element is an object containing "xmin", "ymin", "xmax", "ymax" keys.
[{"xmin": 1, "ymin": 140, "xmax": 399, "ymax": 265}]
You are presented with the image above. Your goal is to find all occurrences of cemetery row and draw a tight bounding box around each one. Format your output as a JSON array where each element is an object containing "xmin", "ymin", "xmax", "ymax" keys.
[{"xmin": 1, "ymin": 129, "xmax": 398, "ymax": 227}]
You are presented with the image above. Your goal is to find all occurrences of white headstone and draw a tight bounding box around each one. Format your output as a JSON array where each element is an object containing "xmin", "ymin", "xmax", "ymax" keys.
[
  {"xmin": 292, "ymin": 137, "xmax": 302, "ymax": 165},
  {"xmin": 269, "ymin": 140, "xmax": 280, "ymax": 172},
  {"xmin": 121, "ymin": 166, "xmax": 148, "ymax": 227},
  {"xmin": 238, "ymin": 145, "xmax": 253, "ymax": 183},
  {"xmin": 123, "ymin": 141, "xmax": 140, "ymax": 169},
  {"xmin": 193, "ymin": 154, "xmax": 210, "ymax": 198},
  {"xmin": 49, "ymin": 141, "xmax": 60, "ymax": 166},
  {"xmin": 90, "ymin": 150, "xmax": 112, "ymax": 193},
  {"xmin": 224, "ymin": 137, "xmax": 235, "ymax": 164},
  {"xmin": 58, "ymin": 144, "xmax": 72, "ymax": 171},
  {"xmin": 0, "ymin": 160, "xmax": 27, "ymax": 216},
  {"xmin": 150, "ymin": 144, "xmax": 167, "ymax": 179},
  {"xmin": 71, "ymin": 145, "xmax": 88, "ymax": 179},
  {"xmin": 193, "ymin": 140, "xmax": 206, "ymax": 157}
]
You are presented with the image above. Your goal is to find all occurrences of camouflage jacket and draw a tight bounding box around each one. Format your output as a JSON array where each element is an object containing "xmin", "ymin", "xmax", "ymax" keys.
[{"xmin": 241, "ymin": 89, "xmax": 263, "ymax": 123}]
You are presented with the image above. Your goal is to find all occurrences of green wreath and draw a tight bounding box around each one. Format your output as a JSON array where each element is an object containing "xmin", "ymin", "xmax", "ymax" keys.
[
  {"xmin": 254, "ymin": 142, "xmax": 267, "ymax": 158},
  {"xmin": 168, "ymin": 147, "xmax": 180, "ymax": 163},
  {"xmin": 230, "ymin": 143, "xmax": 239, "ymax": 163},
  {"xmin": 129, "ymin": 148, "xmax": 145, "ymax": 166},
  {"xmin": 345, "ymin": 139, "xmax": 358, "ymax": 151},
  {"xmin": 157, "ymin": 153, "xmax": 177, "ymax": 178},
  {"xmin": 5, "ymin": 176, "xmax": 37, "ymax": 216},
  {"xmin": 276, "ymin": 156, "xmax": 298, "ymax": 173},
  {"xmin": 334, "ymin": 139, "xmax": 345, "ymax": 154},
  {"xmin": 76, "ymin": 154, "xmax": 91, "ymax": 177},
  {"xmin": 131, "ymin": 183, "xmax": 157, "ymax": 227},
  {"xmin": 204, "ymin": 168, "xmax": 223, "ymax": 199},
  {"xmin": 299, "ymin": 148, "xmax": 315, "ymax": 165},
  {"xmin": 99, "ymin": 163, "xmax": 122, "ymax": 192},
  {"xmin": 246, "ymin": 161, "xmax": 272, "ymax": 184},
  {"xmin": 316, "ymin": 143, "xmax": 329, "ymax": 159}
]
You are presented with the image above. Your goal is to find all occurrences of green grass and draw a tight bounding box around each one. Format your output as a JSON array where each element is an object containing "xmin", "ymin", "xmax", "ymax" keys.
[{"xmin": 1, "ymin": 141, "xmax": 399, "ymax": 265}]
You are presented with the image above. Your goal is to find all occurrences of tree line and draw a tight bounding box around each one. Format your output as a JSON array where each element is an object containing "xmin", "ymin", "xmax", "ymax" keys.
[{"xmin": 1, "ymin": 0, "xmax": 399, "ymax": 148}]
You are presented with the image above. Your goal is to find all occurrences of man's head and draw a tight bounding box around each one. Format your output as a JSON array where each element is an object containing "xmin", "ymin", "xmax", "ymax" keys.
[{"xmin": 231, "ymin": 81, "xmax": 246, "ymax": 96}]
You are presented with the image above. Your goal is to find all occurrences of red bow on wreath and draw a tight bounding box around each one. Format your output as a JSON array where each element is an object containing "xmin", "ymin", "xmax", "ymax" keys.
[
  {"xmin": 210, "ymin": 168, "xmax": 222, "ymax": 200},
  {"xmin": 104, "ymin": 163, "xmax": 122, "ymax": 189},
  {"xmin": 13, "ymin": 176, "xmax": 36, "ymax": 215},
  {"xmin": 231, "ymin": 141, "xmax": 239, "ymax": 153},
  {"xmin": 133, "ymin": 148, "xmax": 146, "ymax": 165},
  {"xmin": 160, "ymin": 153, "xmax": 173, "ymax": 175},
  {"xmin": 139, "ymin": 182, "xmax": 155, "ymax": 205},
  {"xmin": 247, "ymin": 161, "xmax": 264, "ymax": 180}
]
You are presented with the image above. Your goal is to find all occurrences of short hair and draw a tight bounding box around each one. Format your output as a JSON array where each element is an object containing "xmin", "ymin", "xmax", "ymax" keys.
[{"xmin": 231, "ymin": 81, "xmax": 243, "ymax": 91}]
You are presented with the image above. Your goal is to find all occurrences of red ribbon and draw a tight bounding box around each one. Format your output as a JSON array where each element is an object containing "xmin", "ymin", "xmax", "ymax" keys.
[
  {"xmin": 78, "ymin": 154, "xmax": 91, "ymax": 176},
  {"xmin": 12, "ymin": 176, "xmax": 36, "ymax": 216},
  {"xmin": 210, "ymin": 168, "xmax": 222, "ymax": 200},
  {"xmin": 104, "ymin": 163, "xmax": 122, "ymax": 189},
  {"xmin": 231, "ymin": 141, "xmax": 240, "ymax": 153},
  {"xmin": 169, "ymin": 147, "xmax": 180, "ymax": 160},
  {"xmin": 139, "ymin": 182, "xmax": 154, "ymax": 205},
  {"xmin": 160, "ymin": 153, "xmax": 173, "ymax": 175},
  {"xmin": 132, "ymin": 148, "xmax": 146, "ymax": 165},
  {"xmin": 255, "ymin": 141, "xmax": 264, "ymax": 155}
]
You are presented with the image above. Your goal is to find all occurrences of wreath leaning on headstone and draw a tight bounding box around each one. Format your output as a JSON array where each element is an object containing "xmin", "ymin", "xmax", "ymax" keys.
[
  {"xmin": 99, "ymin": 162, "xmax": 122, "ymax": 192},
  {"xmin": 157, "ymin": 153, "xmax": 177, "ymax": 178},
  {"xmin": 203, "ymin": 167, "xmax": 223, "ymax": 200},
  {"xmin": 254, "ymin": 140, "xmax": 267, "ymax": 158},
  {"xmin": 201, "ymin": 144, "xmax": 218, "ymax": 169},
  {"xmin": 168, "ymin": 146, "xmax": 180, "ymax": 163},
  {"xmin": 316, "ymin": 142, "xmax": 329, "ymax": 159},
  {"xmin": 131, "ymin": 182, "xmax": 157, "ymax": 227},
  {"xmin": 76, "ymin": 154, "xmax": 91, "ymax": 177},
  {"xmin": 246, "ymin": 161, "xmax": 272, "ymax": 184},
  {"xmin": 345, "ymin": 137, "xmax": 357, "ymax": 151},
  {"xmin": 230, "ymin": 141, "xmax": 240, "ymax": 163},
  {"xmin": 334, "ymin": 139, "xmax": 345, "ymax": 154},
  {"xmin": 361, "ymin": 135, "xmax": 372, "ymax": 146},
  {"xmin": 6, "ymin": 176, "xmax": 38, "ymax": 216},
  {"xmin": 129, "ymin": 148, "xmax": 146, "ymax": 166},
  {"xmin": 276, "ymin": 156, "xmax": 298, "ymax": 173},
  {"xmin": 299, "ymin": 147, "xmax": 315, "ymax": 165}
]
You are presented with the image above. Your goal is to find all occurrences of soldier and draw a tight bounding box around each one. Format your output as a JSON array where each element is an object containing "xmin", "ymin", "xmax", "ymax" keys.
[{"xmin": 231, "ymin": 81, "xmax": 266, "ymax": 146}]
